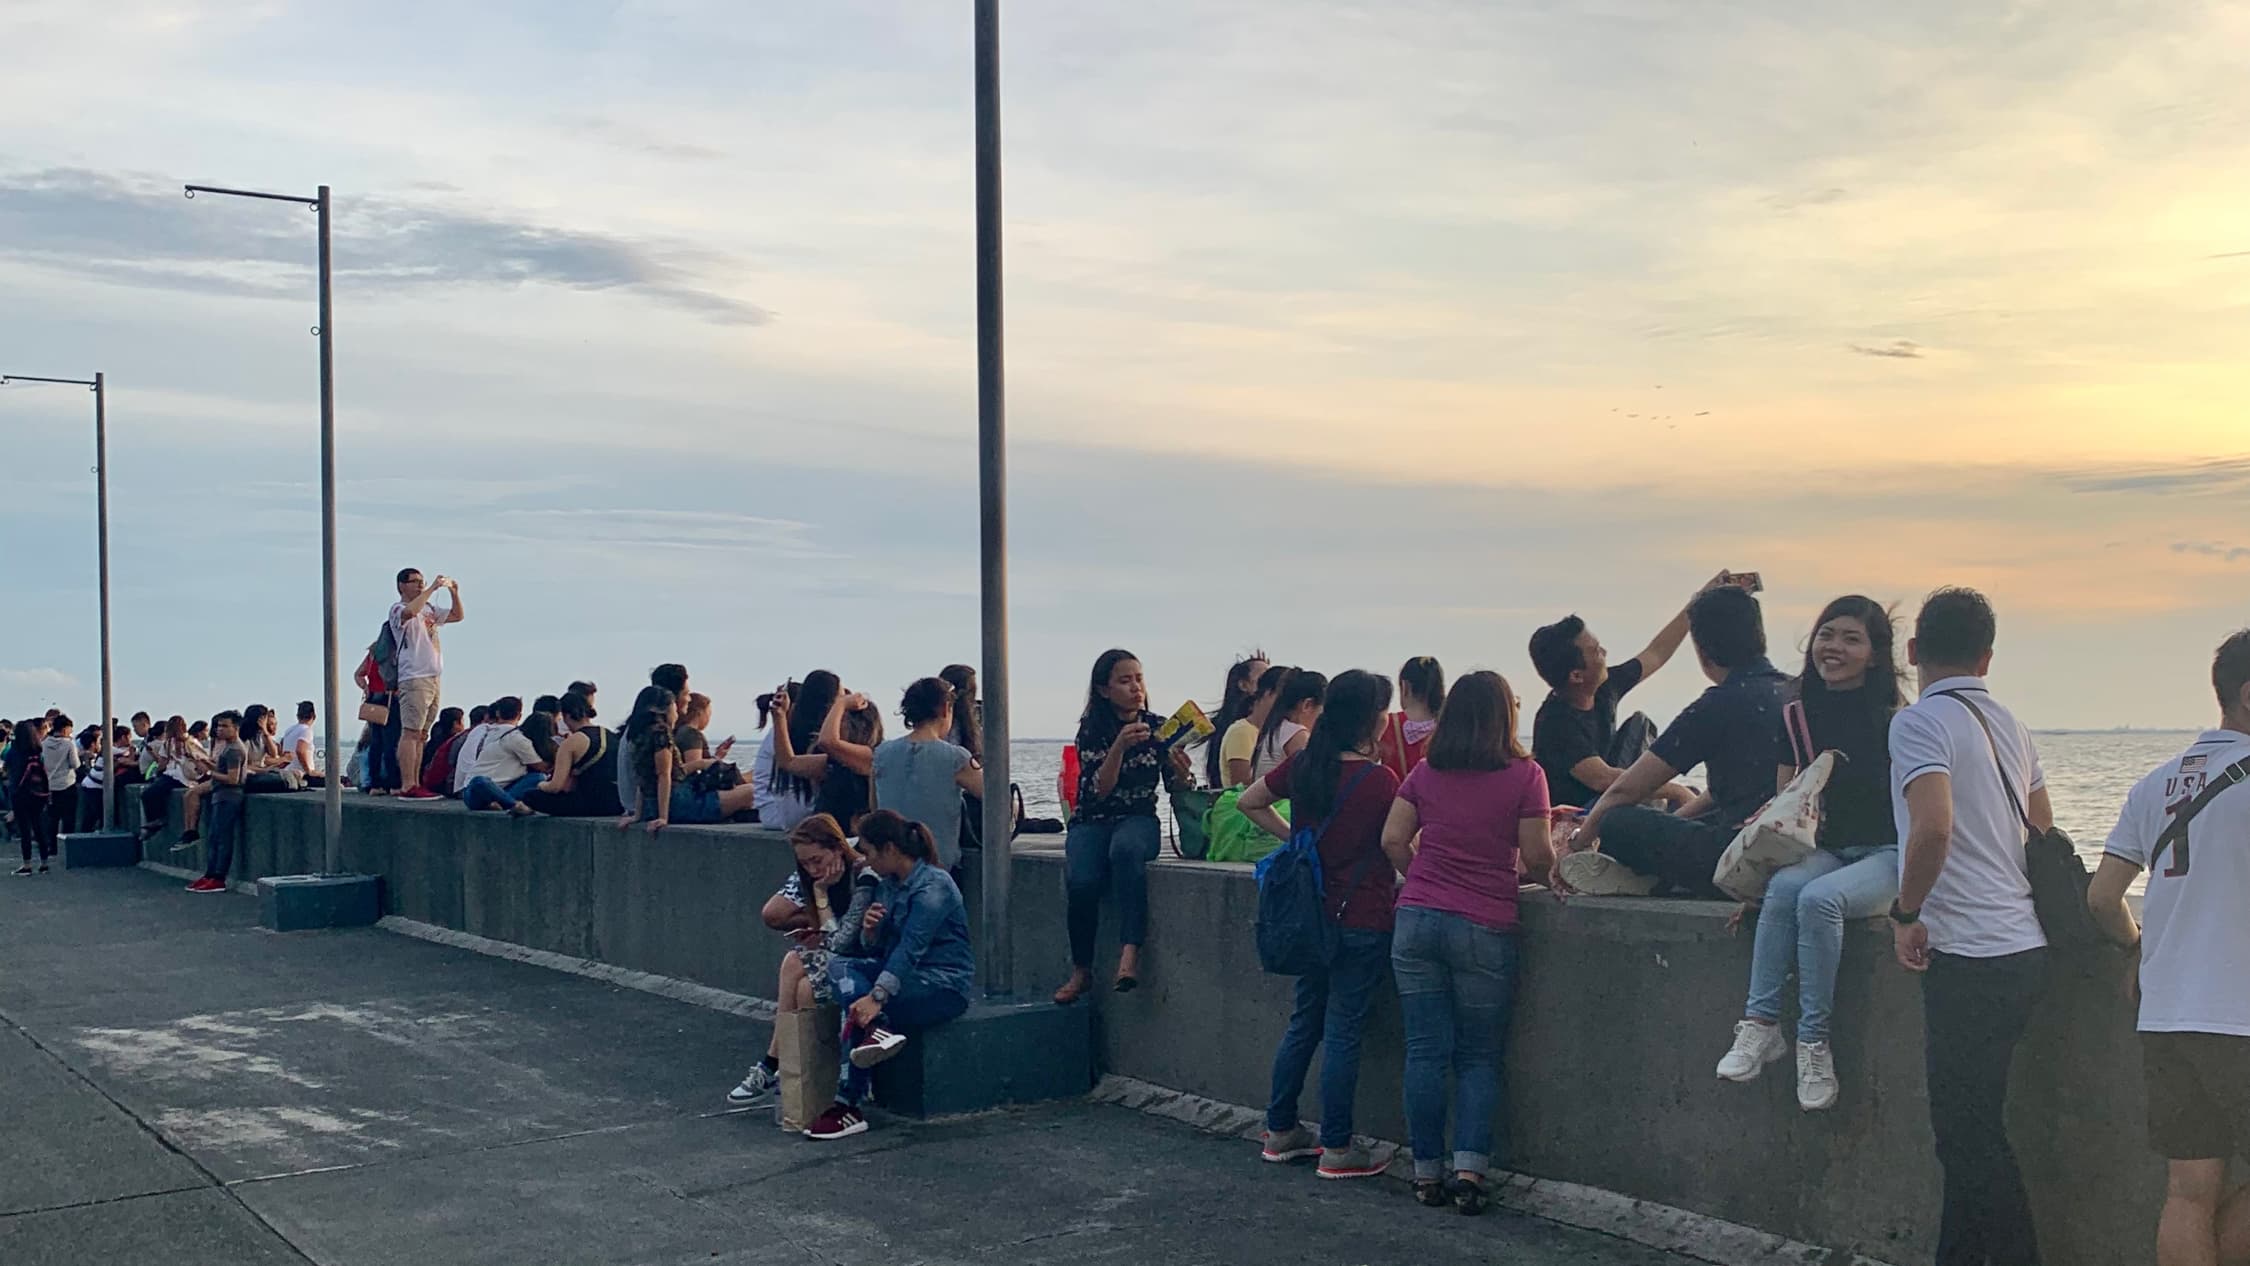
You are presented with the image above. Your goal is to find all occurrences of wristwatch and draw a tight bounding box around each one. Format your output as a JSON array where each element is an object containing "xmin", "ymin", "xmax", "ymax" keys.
[
  {"xmin": 1888, "ymin": 900, "xmax": 1921, "ymax": 926},
  {"xmin": 869, "ymin": 983, "xmax": 892, "ymax": 1006}
]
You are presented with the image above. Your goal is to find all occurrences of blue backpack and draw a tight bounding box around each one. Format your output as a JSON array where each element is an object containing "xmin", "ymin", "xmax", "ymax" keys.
[{"xmin": 1254, "ymin": 765, "xmax": 1379, "ymax": 976}]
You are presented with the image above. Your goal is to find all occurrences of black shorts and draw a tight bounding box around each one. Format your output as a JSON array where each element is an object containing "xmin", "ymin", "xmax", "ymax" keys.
[{"xmin": 2143, "ymin": 1031, "xmax": 2250, "ymax": 1160}]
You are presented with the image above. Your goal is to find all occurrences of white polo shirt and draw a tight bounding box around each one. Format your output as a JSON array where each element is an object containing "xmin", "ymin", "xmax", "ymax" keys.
[
  {"xmin": 1889, "ymin": 677, "xmax": 2048, "ymax": 958},
  {"xmin": 2105, "ymin": 729, "xmax": 2250, "ymax": 1036}
]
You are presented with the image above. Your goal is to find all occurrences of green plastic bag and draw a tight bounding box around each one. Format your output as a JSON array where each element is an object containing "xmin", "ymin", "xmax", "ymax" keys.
[
  {"xmin": 1171, "ymin": 788, "xmax": 1220, "ymax": 859},
  {"xmin": 1202, "ymin": 786, "xmax": 1289, "ymax": 864}
]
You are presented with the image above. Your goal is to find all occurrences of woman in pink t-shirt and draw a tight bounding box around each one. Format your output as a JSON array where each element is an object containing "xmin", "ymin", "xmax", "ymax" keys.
[{"xmin": 1380, "ymin": 670, "xmax": 1555, "ymax": 1215}]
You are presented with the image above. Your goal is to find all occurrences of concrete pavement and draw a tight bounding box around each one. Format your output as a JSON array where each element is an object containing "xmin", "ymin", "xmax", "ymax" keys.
[{"xmin": 1, "ymin": 865, "xmax": 1698, "ymax": 1265}]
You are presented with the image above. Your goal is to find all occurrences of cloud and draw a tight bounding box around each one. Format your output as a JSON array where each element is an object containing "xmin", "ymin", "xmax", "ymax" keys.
[
  {"xmin": 2171, "ymin": 541, "xmax": 2250, "ymax": 564},
  {"xmin": 1849, "ymin": 339, "xmax": 1925, "ymax": 359},
  {"xmin": 0, "ymin": 167, "xmax": 767, "ymax": 325},
  {"xmin": 0, "ymin": 667, "xmax": 78, "ymax": 690},
  {"xmin": 2062, "ymin": 457, "xmax": 2250, "ymax": 496},
  {"xmin": 2205, "ymin": 250, "xmax": 2250, "ymax": 260},
  {"xmin": 566, "ymin": 116, "xmax": 729, "ymax": 163}
]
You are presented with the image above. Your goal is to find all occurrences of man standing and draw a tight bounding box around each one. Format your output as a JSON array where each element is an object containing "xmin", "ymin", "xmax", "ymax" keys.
[
  {"xmin": 2088, "ymin": 629, "xmax": 2250, "ymax": 1266},
  {"xmin": 187, "ymin": 711, "xmax": 249, "ymax": 894},
  {"xmin": 1558, "ymin": 586, "xmax": 1790, "ymax": 897},
  {"xmin": 391, "ymin": 568, "xmax": 463, "ymax": 800},
  {"xmin": 1887, "ymin": 588, "xmax": 2050, "ymax": 1266},
  {"xmin": 1528, "ymin": 574, "xmax": 1728, "ymax": 812}
]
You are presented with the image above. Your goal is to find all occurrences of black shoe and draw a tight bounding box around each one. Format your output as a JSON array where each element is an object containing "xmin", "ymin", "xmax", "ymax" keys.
[
  {"xmin": 1453, "ymin": 1177, "xmax": 1488, "ymax": 1217},
  {"xmin": 37, "ymin": 863, "xmax": 51, "ymax": 874},
  {"xmin": 12, "ymin": 866, "xmax": 31, "ymax": 877},
  {"xmin": 1413, "ymin": 1179, "xmax": 1449, "ymax": 1208}
]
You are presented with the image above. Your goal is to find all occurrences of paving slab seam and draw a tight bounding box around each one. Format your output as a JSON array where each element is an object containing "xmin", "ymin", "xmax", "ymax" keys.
[
  {"xmin": 1088, "ymin": 1075, "xmax": 1899, "ymax": 1266},
  {"xmin": 0, "ymin": 1008, "xmax": 321, "ymax": 1264},
  {"xmin": 374, "ymin": 916, "xmax": 777, "ymax": 1020},
  {"xmin": 0, "ymin": 1183, "xmax": 214, "ymax": 1221}
]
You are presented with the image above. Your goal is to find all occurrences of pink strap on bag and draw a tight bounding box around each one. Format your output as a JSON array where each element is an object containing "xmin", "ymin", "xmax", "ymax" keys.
[{"xmin": 1783, "ymin": 699, "xmax": 1817, "ymax": 769}]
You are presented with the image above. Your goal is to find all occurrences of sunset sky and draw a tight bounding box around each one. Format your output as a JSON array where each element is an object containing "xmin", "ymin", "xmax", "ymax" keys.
[{"xmin": 3, "ymin": 0, "xmax": 2245, "ymax": 744}]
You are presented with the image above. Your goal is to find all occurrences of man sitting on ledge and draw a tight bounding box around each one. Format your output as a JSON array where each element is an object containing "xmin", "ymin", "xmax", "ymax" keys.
[{"xmin": 1555, "ymin": 585, "xmax": 1789, "ymax": 898}]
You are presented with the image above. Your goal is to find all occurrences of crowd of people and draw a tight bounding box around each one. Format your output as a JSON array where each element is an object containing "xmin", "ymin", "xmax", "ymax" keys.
[{"xmin": 8, "ymin": 559, "xmax": 2246, "ymax": 1265}]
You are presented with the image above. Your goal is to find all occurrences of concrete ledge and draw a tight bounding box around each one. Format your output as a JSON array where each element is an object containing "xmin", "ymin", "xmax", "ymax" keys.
[
  {"xmin": 257, "ymin": 873, "xmax": 381, "ymax": 931},
  {"xmin": 59, "ymin": 830, "xmax": 141, "ymax": 869},
  {"xmin": 871, "ymin": 999, "xmax": 1094, "ymax": 1118}
]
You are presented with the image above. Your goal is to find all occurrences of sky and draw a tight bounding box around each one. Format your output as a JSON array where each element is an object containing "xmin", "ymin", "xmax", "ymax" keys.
[{"xmin": 2, "ymin": 0, "xmax": 2246, "ymax": 745}]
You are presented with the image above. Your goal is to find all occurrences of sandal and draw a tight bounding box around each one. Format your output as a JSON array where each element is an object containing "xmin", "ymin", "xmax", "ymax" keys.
[
  {"xmin": 1452, "ymin": 1176, "xmax": 1488, "ymax": 1217},
  {"xmin": 1052, "ymin": 972, "xmax": 1089, "ymax": 1006},
  {"xmin": 1413, "ymin": 1179, "xmax": 1449, "ymax": 1208}
]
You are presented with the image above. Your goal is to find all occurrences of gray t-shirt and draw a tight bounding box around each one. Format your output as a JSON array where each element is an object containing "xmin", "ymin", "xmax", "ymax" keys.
[
  {"xmin": 872, "ymin": 737, "xmax": 974, "ymax": 869},
  {"xmin": 211, "ymin": 738, "xmax": 249, "ymax": 804}
]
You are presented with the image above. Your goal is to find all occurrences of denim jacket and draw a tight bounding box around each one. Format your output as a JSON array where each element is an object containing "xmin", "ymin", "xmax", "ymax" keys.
[{"xmin": 871, "ymin": 861, "xmax": 975, "ymax": 1002}]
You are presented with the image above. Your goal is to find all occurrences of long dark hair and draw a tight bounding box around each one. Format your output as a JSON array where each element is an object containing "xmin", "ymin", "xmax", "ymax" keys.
[
  {"xmin": 1424, "ymin": 670, "xmax": 1526, "ymax": 772},
  {"xmin": 1288, "ymin": 669, "xmax": 1392, "ymax": 823},
  {"xmin": 624, "ymin": 684, "xmax": 675, "ymax": 780},
  {"xmin": 770, "ymin": 670, "xmax": 840, "ymax": 797},
  {"xmin": 1079, "ymin": 649, "xmax": 1140, "ymax": 740},
  {"xmin": 1255, "ymin": 668, "xmax": 1327, "ymax": 758},
  {"xmin": 788, "ymin": 813, "xmax": 858, "ymax": 907},
  {"xmin": 1798, "ymin": 595, "xmax": 1905, "ymax": 735},
  {"xmin": 1398, "ymin": 656, "xmax": 1447, "ymax": 712},
  {"xmin": 859, "ymin": 807, "xmax": 936, "ymax": 863},
  {"xmin": 939, "ymin": 664, "xmax": 981, "ymax": 760},
  {"xmin": 519, "ymin": 712, "xmax": 558, "ymax": 762},
  {"xmin": 1204, "ymin": 651, "xmax": 1271, "ymax": 785}
]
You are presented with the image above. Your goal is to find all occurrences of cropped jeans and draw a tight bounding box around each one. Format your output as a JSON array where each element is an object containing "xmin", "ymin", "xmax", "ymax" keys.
[
  {"xmin": 463, "ymin": 772, "xmax": 544, "ymax": 812},
  {"xmin": 1743, "ymin": 845, "xmax": 1899, "ymax": 1043},
  {"xmin": 1063, "ymin": 815, "xmax": 1161, "ymax": 968},
  {"xmin": 828, "ymin": 958, "xmax": 969, "ymax": 1109},
  {"xmin": 1391, "ymin": 905, "xmax": 1519, "ymax": 1181},
  {"xmin": 1266, "ymin": 927, "xmax": 1391, "ymax": 1149}
]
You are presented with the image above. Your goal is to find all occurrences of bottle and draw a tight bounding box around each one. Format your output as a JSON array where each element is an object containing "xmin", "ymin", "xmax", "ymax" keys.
[{"xmin": 1059, "ymin": 743, "xmax": 1081, "ymax": 821}]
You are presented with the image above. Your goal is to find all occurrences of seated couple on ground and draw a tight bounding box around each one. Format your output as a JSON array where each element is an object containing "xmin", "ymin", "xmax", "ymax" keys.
[{"xmin": 725, "ymin": 810, "xmax": 974, "ymax": 1141}]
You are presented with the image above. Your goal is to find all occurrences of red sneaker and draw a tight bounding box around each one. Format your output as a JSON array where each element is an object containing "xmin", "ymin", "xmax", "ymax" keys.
[
  {"xmin": 398, "ymin": 788, "xmax": 441, "ymax": 800},
  {"xmin": 186, "ymin": 877, "xmax": 226, "ymax": 893},
  {"xmin": 802, "ymin": 1105, "xmax": 868, "ymax": 1141}
]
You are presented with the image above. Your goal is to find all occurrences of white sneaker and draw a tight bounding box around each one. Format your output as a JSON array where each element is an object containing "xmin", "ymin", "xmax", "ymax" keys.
[
  {"xmin": 1715, "ymin": 1020, "xmax": 1788, "ymax": 1082},
  {"xmin": 1796, "ymin": 1040, "xmax": 1839, "ymax": 1111},
  {"xmin": 1556, "ymin": 851, "xmax": 1658, "ymax": 897}
]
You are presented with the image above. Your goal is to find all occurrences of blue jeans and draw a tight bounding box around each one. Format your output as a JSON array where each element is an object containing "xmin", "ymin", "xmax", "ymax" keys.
[
  {"xmin": 463, "ymin": 772, "xmax": 545, "ymax": 812},
  {"xmin": 1063, "ymin": 815, "xmax": 1161, "ymax": 967},
  {"xmin": 1267, "ymin": 927, "xmax": 1391, "ymax": 1148},
  {"xmin": 828, "ymin": 958, "xmax": 970, "ymax": 1108},
  {"xmin": 203, "ymin": 795, "xmax": 245, "ymax": 882},
  {"xmin": 1744, "ymin": 845, "xmax": 1899, "ymax": 1042},
  {"xmin": 1392, "ymin": 905, "xmax": 1518, "ymax": 1181}
]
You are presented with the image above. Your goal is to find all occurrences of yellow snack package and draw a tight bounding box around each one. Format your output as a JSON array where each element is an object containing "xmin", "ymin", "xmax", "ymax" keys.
[{"xmin": 1153, "ymin": 700, "xmax": 1215, "ymax": 750}]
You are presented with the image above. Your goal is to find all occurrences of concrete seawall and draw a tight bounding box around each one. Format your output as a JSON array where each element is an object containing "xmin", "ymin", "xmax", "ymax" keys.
[{"xmin": 133, "ymin": 791, "xmax": 2161, "ymax": 1264}]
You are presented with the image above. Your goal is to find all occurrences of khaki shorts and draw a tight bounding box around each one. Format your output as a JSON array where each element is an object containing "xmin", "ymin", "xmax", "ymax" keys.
[{"xmin": 396, "ymin": 676, "xmax": 441, "ymax": 733}]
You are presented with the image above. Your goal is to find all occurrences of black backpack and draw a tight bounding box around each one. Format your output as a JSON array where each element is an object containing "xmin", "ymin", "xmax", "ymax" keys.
[{"xmin": 1254, "ymin": 766, "xmax": 1378, "ymax": 976}]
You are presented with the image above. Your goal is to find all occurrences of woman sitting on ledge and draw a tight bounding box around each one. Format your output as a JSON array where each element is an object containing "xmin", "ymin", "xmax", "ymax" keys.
[
  {"xmin": 620, "ymin": 686, "xmax": 759, "ymax": 832},
  {"xmin": 521, "ymin": 693, "xmax": 621, "ymax": 818},
  {"xmin": 727, "ymin": 813, "xmax": 875, "ymax": 1109},
  {"xmin": 802, "ymin": 810, "xmax": 974, "ymax": 1141}
]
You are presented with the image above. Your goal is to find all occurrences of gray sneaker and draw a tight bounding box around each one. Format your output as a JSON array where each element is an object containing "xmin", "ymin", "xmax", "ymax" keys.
[
  {"xmin": 1260, "ymin": 1126, "xmax": 1318, "ymax": 1163},
  {"xmin": 1317, "ymin": 1146, "xmax": 1386, "ymax": 1180},
  {"xmin": 726, "ymin": 1063, "xmax": 778, "ymax": 1107}
]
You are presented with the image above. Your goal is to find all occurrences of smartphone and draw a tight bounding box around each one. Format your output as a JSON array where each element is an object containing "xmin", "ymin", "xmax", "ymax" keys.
[
  {"xmin": 1724, "ymin": 571, "xmax": 1764, "ymax": 594},
  {"xmin": 718, "ymin": 735, "xmax": 736, "ymax": 750}
]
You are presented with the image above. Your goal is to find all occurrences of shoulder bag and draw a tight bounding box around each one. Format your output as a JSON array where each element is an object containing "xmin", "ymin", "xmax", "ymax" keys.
[
  {"xmin": 1712, "ymin": 700, "xmax": 1829, "ymax": 901},
  {"xmin": 1939, "ymin": 691, "xmax": 2101, "ymax": 950}
]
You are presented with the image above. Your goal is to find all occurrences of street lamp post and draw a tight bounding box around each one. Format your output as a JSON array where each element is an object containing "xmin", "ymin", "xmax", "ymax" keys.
[
  {"xmin": 185, "ymin": 182, "xmax": 343, "ymax": 876},
  {"xmin": 973, "ymin": 0, "xmax": 1013, "ymax": 997},
  {"xmin": 0, "ymin": 371, "xmax": 114, "ymax": 834}
]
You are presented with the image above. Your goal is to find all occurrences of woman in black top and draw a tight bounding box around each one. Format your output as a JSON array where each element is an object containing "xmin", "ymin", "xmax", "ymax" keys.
[
  {"xmin": 1715, "ymin": 595, "xmax": 1904, "ymax": 1112},
  {"xmin": 522, "ymin": 692, "xmax": 621, "ymax": 817},
  {"xmin": 1054, "ymin": 649, "xmax": 1195, "ymax": 1005}
]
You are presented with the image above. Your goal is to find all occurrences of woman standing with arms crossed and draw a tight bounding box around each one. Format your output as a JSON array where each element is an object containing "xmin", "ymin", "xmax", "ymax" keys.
[
  {"xmin": 1381, "ymin": 671, "xmax": 1556, "ymax": 1215},
  {"xmin": 1055, "ymin": 649, "xmax": 1195, "ymax": 1005}
]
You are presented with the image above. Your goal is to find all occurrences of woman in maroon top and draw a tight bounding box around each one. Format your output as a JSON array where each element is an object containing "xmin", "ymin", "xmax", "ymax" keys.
[
  {"xmin": 1238, "ymin": 669, "xmax": 1400, "ymax": 1182},
  {"xmin": 1380, "ymin": 670, "xmax": 1555, "ymax": 1215}
]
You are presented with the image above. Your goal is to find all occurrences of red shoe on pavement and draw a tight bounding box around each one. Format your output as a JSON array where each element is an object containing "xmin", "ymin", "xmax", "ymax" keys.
[
  {"xmin": 802, "ymin": 1104, "xmax": 868, "ymax": 1141},
  {"xmin": 398, "ymin": 787, "xmax": 441, "ymax": 800},
  {"xmin": 185, "ymin": 877, "xmax": 226, "ymax": 893}
]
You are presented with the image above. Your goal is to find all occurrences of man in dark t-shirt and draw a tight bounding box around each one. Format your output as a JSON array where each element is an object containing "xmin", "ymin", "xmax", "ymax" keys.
[
  {"xmin": 1529, "ymin": 574, "xmax": 1724, "ymax": 811},
  {"xmin": 1562, "ymin": 587, "xmax": 1789, "ymax": 899}
]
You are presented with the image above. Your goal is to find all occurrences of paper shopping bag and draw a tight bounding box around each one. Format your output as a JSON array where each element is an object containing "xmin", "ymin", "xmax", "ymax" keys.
[{"xmin": 775, "ymin": 1006, "xmax": 840, "ymax": 1132}]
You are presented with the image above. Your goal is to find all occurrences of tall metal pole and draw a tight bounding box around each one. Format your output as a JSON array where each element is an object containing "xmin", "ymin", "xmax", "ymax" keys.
[
  {"xmin": 2, "ymin": 372, "xmax": 115, "ymax": 832},
  {"xmin": 315, "ymin": 187, "xmax": 342, "ymax": 874},
  {"xmin": 974, "ymin": 0, "xmax": 1013, "ymax": 997},
  {"xmin": 186, "ymin": 180, "xmax": 343, "ymax": 874},
  {"xmin": 94, "ymin": 373, "xmax": 114, "ymax": 833}
]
